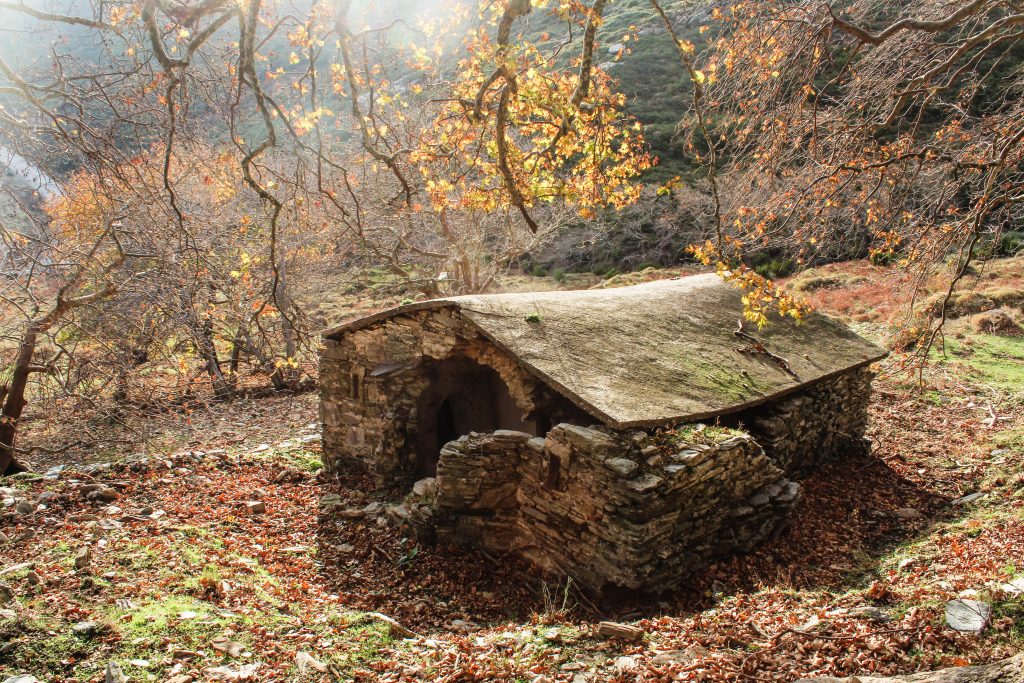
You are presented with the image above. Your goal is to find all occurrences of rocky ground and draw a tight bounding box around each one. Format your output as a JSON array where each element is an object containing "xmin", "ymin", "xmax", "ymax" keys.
[{"xmin": 2, "ymin": 264, "xmax": 1023, "ymax": 682}]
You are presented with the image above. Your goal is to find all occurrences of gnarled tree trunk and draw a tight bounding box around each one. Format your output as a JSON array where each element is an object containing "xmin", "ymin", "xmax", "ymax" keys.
[
  {"xmin": 802, "ymin": 653, "xmax": 1024, "ymax": 683},
  {"xmin": 0, "ymin": 324, "xmax": 39, "ymax": 475}
]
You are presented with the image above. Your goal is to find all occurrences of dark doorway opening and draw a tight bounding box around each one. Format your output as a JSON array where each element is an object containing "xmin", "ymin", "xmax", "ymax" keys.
[{"xmin": 416, "ymin": 357, "xmax": 536, "ymax": 478}]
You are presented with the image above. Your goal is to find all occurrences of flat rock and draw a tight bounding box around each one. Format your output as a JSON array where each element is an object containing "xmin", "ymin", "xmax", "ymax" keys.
[
  {"xmin": 945, "ymin": 599, "xmax": 991, "ymax": 632},
  {"xmin": 998, "ymin": 577, "xmax": 1024, "ymax": 595},
  {"xmin": 319, "ymin": 493, "xmax": 343, "ymax": 508},
  {"xmin": 206, "ymin": 663, "xmax": 262, "ymax": 681},
  {"xmin": 951, "ymin": 492, "xmax": 985, "ymax": 506},
  {"xmin": 603, "ymin": 457, "xmax": 638, "ymax": 478},
  {"xmin": 625, "ymin": 473, "xmax": 664, "ymax": 493},
  {"xmin": 614, "ymin": 655, "xmax": 638, "ymax": 673},
  {"xmin": 362, "ymin": 501, "xmax": 385, "ymax": 516},
  {"xmin": 848, "ymin": 606, "xmax": 892, "ymax": 622},
  {"xmin": 3, "ymin": 676, "xmax": 41, "ymax": 683},
  {"xmin": 242, "ymin": 501, "xmax": 266, "ymax": 515},
  {"xmin": 295, "ymin": 651, "xmax": 326, "ymax": 674},
  {"xmin": 43, "ymin": 465, "xmax": 65, "ymax": 480},
  {"xmin": 72, "ymin": 621, "xmax": 97, "ymax": 637}
]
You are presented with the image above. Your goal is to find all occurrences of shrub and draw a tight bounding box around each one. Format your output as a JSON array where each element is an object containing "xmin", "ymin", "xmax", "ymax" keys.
[
  {"xmin": 989, "ymin": 287, "xmax": 1024, "ymax": 309},
  {"xmin": 1000, "ymin": 231, "xmax": 1024, "ymax": 255},
  {"xmin": 870, "ymin": 250, "xmax": 901, "ymax": 266},
  {"xmin": 753, "ymin": 257, "xmax": 795, "ymax": 279},
  {"xmin": 791, "ymin": 272, "xmax": 867, "ymax": 292},
  {"xmin": 922, "ymin": 290, "xmax": 999, "ymax": 318},
  {"xmin": 971, "ymin": 309, "xmax": 1023, "ymax": 336}
]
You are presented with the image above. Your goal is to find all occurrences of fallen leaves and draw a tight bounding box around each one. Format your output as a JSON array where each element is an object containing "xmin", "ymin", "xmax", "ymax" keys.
[{"xmin": 1, "ymin": 375, "xmax": 1022, "ymax": 682}]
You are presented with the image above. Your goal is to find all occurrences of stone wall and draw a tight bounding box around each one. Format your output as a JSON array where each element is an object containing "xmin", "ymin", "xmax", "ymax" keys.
[
  {"xmin": 418, "ymin": 425, "xmax": 799, "ymax": 592},
  {"xmin": 404, "ymin": 365, "xmax": 875, "ymax": 593},
  {"xmin": 744, "ymin": 366, "xmax": 875, "ymax": 476}
]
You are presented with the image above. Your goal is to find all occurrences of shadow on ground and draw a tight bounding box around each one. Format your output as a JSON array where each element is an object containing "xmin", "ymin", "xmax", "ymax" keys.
[{"xmin": 313, "ymin": 451, "xmax": 951, "ymax": 631}]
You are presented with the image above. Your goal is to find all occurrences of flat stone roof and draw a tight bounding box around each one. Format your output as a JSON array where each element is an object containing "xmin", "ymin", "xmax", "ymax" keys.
[{"xmin": 323, "ymin": 275, "xmax": 886, "ymax": 428}]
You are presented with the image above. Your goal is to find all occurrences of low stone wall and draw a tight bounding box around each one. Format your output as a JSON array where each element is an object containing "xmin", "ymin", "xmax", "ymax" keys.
[
  {"xmin": 433, "ymin": 430, "xmax": 526, "ymax": 551},
  {"xmin": 746, "ymin": 366, "xmax": 874, "ymax": 476},
  {"xmin": 421, "ymin": 424, "xmax": 801, "ymax": 592}
]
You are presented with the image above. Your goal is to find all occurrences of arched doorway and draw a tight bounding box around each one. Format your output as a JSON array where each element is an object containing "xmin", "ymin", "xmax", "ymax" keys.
[{"xmin": 416, "ymin": 356, "xmax": 536, "ymax": 477}]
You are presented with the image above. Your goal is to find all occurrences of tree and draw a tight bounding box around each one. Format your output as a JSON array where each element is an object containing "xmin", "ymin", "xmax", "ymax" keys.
[
  {"xmin": 688, "ymin": 0, "xmax": 1024, "ymax": 339},
  {"xmin": 0, "ymin": 211, "xmax": 138, "ymax": 474}
]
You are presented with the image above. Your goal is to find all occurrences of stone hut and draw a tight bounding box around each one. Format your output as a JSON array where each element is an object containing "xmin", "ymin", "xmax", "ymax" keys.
[{"xmin": 319, "ymin": 275, "xmax": 885, "ymax": 592}]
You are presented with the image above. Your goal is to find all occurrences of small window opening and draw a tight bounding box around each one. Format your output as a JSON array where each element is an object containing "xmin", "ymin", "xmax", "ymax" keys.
[
  {"xmin": 349, "ymin": 372, "xmax": 362, "ymax": 400},
  {"xmin": 545, "ymin": 453, "xmax": 561, "ymax": 490}
]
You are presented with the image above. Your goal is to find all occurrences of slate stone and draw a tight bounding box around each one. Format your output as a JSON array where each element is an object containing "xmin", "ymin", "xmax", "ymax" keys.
[
  {"xmin": 945, "ymin": 599, "xmax": 991, "ymax": 632},
  {"xmin": 952, "ymin": 492, "xmax": 986, "ymax": 506},
  {"xmin": 603, "ymin": 458, "xmax": 638, "ymax": 478},
  {"xmin": 71, "ymin": 621, "xmax": 97, "ymax": 637}
]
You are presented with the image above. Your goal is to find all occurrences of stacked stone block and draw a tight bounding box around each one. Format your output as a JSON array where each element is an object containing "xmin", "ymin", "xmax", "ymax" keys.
[
  {"xmin": 747, "ymin": 367, "xmax": 874, "ymax": 476},
  {"xmin": 425, "ymin": 424, "xmax": 803, "ymax": 592}
]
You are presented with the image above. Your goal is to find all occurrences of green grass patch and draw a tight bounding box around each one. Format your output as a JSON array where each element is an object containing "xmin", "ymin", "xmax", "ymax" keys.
[
  {"xmin": 933, "ymin": 333, "xmax": 1024, "ymax": 397},
  {"xmin": 284, "ymin": 449, "xmax": 323, "ymax": 473},
  {"xmin": 992, "ymin": 427, "xmax": 1024, "ymax": 453},
  {"xmin": 317, "ymin": 613, "xmax": 395, "ymax": 677},
  {"xmin": 104, "ymin": 594, "xmax": 236, "ymax": 677},
  {"xmin": 0, "ymin": 608, "xmax": 109, "ymax": 678},
  {"xmin": 182, "ymin": 563, "xmax": 224, "ymax": 593},
  {"xmin": 668, "ymin": 423, "xmax": 748, "ymax": 446},
  {"xmin": 112, "ymin": 542, "xmax": 162, "ymax": 572}
]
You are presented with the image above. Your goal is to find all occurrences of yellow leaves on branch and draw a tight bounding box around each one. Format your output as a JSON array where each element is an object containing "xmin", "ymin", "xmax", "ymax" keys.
[
  {"xmin": 409, "ymin": 18, "xmax": 652, "ymax": 221},
  {"xmin": 690, "ymin": 241, "xmax": 810, "ymax": 328}
]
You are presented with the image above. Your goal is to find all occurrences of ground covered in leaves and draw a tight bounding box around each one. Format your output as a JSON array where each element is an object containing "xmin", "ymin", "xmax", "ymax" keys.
[{"xmin": 3, "ymin": 269, "xmax": 1024, "ymax": 682}]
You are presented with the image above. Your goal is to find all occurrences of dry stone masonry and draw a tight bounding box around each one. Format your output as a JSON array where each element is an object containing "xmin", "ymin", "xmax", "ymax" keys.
[
  {"xmin": 319, "ymin": 277, "xmax": 885, "ymax": 592},
  {"xmin": 432, "ymin": 425, "xmax": 803, "ymax": 591}
]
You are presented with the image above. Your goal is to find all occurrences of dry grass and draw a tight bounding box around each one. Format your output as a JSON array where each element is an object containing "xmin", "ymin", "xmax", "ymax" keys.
[
  {"xmin": 783, "ymin": 256, "xmax": 1024, "ymax": 329},
  {"xmin": 971, "ymin": 309, "xmax": 1024, "ymax": 336}
]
